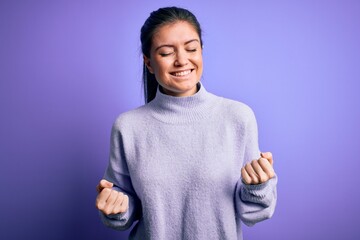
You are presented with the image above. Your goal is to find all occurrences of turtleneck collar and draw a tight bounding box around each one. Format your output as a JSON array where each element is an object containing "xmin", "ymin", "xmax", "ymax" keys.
[{"xmin": 148, "ymin": 82, "xmax": 220, "ymax": 124}]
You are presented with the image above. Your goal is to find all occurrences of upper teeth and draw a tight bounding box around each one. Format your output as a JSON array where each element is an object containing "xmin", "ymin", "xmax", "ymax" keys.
[{"xmin": 173, "ymin": 70, "xmax": 191, "ymax": 76}]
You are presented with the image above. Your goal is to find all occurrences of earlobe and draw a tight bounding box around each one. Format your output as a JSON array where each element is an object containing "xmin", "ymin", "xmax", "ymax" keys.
[{"xmin": 143, "ymin": 55, "xmax": 154, "ymax": 74}]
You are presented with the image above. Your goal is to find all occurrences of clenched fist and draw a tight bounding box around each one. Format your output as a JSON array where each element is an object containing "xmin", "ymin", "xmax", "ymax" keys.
[
  {"xmin": 95, "ymin": 179, "xmax": 129, "ymax": 215},
  {"xmin": 241, "ymin": 152, "xmax": 275, "ymax": 185}
]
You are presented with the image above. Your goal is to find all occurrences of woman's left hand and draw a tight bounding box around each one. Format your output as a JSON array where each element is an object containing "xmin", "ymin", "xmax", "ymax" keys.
[{"xmin": 241, "ymin": 152, "xmax": 276, "ymax": 185}]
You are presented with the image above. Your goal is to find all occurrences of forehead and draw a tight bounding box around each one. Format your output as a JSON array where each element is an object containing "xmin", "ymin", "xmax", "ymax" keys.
[{"xmin": 152, "ymin": 21, "xmax": 200, "ymax": 46}]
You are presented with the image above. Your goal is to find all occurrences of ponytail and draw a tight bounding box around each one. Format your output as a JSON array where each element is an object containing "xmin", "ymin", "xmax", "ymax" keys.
[{"xmin": 143, "ymin": 64, "xmax": 158, "ymax": 103}]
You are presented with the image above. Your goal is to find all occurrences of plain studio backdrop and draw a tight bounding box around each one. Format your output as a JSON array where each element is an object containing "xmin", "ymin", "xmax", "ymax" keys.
[{"xmin": 1, "ymin": 0, "xmax": 359, "ymax": 239}]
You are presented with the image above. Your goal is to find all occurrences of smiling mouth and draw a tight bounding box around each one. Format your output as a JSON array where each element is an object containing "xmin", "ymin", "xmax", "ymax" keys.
[{"xmin": 170, "ymin": 69, "xmax": 194, "ymax": 77}]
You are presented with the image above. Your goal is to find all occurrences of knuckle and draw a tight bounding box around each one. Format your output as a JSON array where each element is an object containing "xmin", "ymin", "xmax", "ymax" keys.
[
  {"xmin": 95, "ymin": 198, "xmax": 104, "ymax": 209},
  {"xmin": 102, "ymin": 208, "xmax": 108, "ymax": 215},
  {"xmin": 260, "ymin": 158, "xmax": 269, "ymax": 167},
  {"xmin": 103, "ymin": 207, "xmax": 112, "ymax": 215},
  {"xmin": 244, "ymin": 178, "xmax": 251, "ymax": 184},
  {"xmin": 95, "ymin": 202, "xmax": 102, "ymax": 210},
  {"xmin": 259, "ymin": 158, "xmax": 266, "ymax": 164},
  {"xmin": 103, "ymin": 188, "xmax": 111, "ymax": 194},
  {"xmin": 259, "ymin": 174, "xmax": 268, "ymax": 183},
  {"xmin": 119, "ymin": 206, "xmax": 127, "ymax": 213},
  {"xmin": 111, "ymin": 208, "xmax": 117, "ymax": 215},
  {"xmin": 251, "ymin": 176, "xmax": 259, "ymax": 184}
]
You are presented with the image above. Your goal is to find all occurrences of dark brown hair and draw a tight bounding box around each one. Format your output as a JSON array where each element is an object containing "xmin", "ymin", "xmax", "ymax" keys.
[{"xmin": 140, "ymin": 7, "xmax": 203, "ymax": 103}]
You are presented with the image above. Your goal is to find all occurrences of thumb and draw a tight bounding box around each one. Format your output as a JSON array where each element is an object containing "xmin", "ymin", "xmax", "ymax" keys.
[
  {"xmin": 260, "ymin": 152, "xmax": 273, "ymax": 165},
  {"xmin": 100, "ymin": 179, "xmax": 114, "ymax": 188},
  {"xmin": 96, "ymin": 179, "xmax": 113, "ymax": 193}
]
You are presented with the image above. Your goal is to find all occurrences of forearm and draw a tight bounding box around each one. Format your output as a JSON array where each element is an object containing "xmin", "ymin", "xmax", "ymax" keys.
[{"xmin": 236, "ymin": 175, "xmax": 278, "ymax": 226}]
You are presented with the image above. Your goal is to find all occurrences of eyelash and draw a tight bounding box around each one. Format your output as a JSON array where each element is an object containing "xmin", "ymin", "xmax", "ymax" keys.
[
  {"xmin": 159, "ymin": 49, "xmax": 197, "ymax": 57},
  {"xmin": 160, "ymin": 53, "xmax": 173, "ymax": 57}
]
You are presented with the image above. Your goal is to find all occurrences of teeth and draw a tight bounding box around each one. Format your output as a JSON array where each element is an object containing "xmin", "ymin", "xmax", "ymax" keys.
[{"xmin": 173, "ymin": 70, "xmax": 191, "ymax": 77}]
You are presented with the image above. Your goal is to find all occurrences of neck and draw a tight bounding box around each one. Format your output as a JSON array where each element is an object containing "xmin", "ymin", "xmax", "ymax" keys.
[
  {"xmin": 148, "ymin": 82, "xmax": 220, "ymax": 124},
  {"xmin": 159, "ymin": 83, "xmax": 200, "ymax": 97}
]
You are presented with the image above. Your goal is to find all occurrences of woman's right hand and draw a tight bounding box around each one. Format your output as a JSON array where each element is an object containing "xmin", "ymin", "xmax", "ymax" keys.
[{"xmin": 95, "ymin": 179, "xmax": 129, "ymax": 215}]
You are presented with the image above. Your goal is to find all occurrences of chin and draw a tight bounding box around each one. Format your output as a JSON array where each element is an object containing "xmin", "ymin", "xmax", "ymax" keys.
[{"xmin": 169, "ymin": 82, "xmax": 199, "ymax": 96}]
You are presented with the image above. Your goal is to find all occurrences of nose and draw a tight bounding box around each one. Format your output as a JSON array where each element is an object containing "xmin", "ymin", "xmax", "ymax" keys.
[{"xmin": 174, "ymin": 50, "xmax": 188, "ymax": 67}]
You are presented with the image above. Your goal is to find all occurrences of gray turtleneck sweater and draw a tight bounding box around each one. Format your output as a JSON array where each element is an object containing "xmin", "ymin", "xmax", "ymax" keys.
[{"xmin": 100, "ymin": 82, "xmax": 277, "ymax": 240}]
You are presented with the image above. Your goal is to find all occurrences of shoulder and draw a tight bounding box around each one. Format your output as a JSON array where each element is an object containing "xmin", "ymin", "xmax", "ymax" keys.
[
  {"xmin": 112, "ymin": 104, "xmax": 152, "ymax": 132},
  {"xmin": 216, "ymin": 96, "xmax": 256, "ymax": 123}
]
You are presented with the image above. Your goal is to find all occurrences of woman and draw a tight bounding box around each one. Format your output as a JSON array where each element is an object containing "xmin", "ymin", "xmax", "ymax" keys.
[{"xmin": 96, "ymin": 6, "xmax": 277, "ymax": 240}]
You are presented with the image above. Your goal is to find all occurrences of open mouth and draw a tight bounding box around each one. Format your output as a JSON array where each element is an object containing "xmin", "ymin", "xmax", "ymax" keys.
[{"xmin": 170, "ymin": 69, "xmax": 194, "ymax": 77}]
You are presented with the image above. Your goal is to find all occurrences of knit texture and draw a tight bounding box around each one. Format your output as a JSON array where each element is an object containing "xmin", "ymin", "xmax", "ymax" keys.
[{"xmin": 100, "ymin": 82, "xmax": 277, "ymax": 240}]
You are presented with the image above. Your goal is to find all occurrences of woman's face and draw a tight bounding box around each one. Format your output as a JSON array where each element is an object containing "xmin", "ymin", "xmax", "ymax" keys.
[{"xmin": 144, "ymin": 21, "xmax": 203, "ymax": 97}]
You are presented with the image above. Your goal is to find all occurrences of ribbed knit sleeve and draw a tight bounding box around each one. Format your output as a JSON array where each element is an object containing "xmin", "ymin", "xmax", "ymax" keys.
[
  {"xmin": 237, "ymin": 175, "xmax": 277, "ymax": 226},
  {"xmin": 99, "ymin": 119, "xmax": 142, "ymax": 230},
  {"xmin": 234, "ymin": 108, "xmax": 278, "ymax": 227}
]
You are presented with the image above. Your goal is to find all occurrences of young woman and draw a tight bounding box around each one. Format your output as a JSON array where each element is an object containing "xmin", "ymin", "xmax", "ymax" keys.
[{"xmin": 96, "ymin": 6, "xmax": 277, "ymax": 240}]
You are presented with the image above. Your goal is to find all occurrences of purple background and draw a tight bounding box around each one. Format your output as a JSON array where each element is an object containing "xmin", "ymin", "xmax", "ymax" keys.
[{"xmin": 1, "ymin": 0, "xmax": 359, "ymax": 239}]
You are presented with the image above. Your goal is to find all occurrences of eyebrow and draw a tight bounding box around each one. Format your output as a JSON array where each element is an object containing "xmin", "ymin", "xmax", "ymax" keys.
[{"xmin": 154, "ymin": 39, "xmax": 200, "ymax": 51}]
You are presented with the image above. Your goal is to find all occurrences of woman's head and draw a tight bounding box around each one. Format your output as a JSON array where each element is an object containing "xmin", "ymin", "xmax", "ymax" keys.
[{"xmin": 140, "ymin": 7, "xmax": 203, "ymax": 103}]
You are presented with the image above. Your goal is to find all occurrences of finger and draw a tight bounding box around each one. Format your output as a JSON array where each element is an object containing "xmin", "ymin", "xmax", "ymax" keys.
[
  {"xmin": 112, "ymin": 192, "xmax": 125, "ymax": 214},
  {"xmin": 103, "ymin": 190, "xmax": 119, "ymax": 215},
  {"xmin": 261, "ymin": 152, "xmax": 273, "ymax": 165},
  {"xmin": 114, "ymin": 194, "xmax": 129, "ymax": 214},
  {"xmin": 258, "ymin": 158, "xmax": 275, "ymax": 179},
  {"xmin": 251, "ymin": 159, "xmax": 269, "ymax": 183},
  {"xmin": 121, "ymin": 195, "xmax": 129, "ymax": 212},
  {"xmin": 241, "ymin": 167, "xmax": 252, "ymax": 185},
  {"xmin": 96, "ymin": 188, "xmax": 112, "ymax": 210},
  {"xmin": 245, "ymin": 163, "xmax": 260, "ymax": 184}
]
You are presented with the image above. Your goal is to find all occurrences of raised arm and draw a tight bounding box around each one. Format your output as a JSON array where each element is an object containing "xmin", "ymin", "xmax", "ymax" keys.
[
  {"xmin": 237, "ymin": 152, "xmax": 277, "ymax": 226},
  {"xmin": 235, "ymin": 109, "xmax": 278, "ymax": 226},
  {"xmin": 96, "ymin": 120, "xmax": 142, "ymax": 230}
]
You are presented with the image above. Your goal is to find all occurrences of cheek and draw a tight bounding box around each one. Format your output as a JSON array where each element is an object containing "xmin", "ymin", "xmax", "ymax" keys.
[
  {"xmin": 194, "ymin": 53, "xmax": 203, "ymax": 67},
  {"xmin": 153, "ymin": 58, "xmax": 172, "ymax": 75},
  {"xmin": 196, "ymin": 58, "xmax": 203, "ymax": 72}
]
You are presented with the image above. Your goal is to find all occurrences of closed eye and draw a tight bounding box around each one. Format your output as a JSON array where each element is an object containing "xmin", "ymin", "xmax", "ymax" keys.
[{"xmin": 159, "ymin": 52, "xmax": 173, "ymax": 57}]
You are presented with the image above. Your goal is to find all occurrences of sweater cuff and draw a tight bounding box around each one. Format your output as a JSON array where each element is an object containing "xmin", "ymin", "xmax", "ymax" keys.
[
  {"xmin": 240, "ymin": 175, "xmax": 277, "ymax": 207},
  {"xmin": 99, "ymin": 207, "xmax": 130, "ymax": 230},
  {"xmin": 241, "ymin": 176, "xmax": 272, "ymax": 190},
  {"xmin": 103, "ymin": 208, "xmax": 129, "ymax": 221}
]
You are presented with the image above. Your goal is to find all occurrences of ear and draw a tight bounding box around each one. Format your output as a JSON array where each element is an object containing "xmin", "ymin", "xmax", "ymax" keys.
[{"xmin": 143, "ymin": 55, "xmax": 154, "ymax": 74}]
